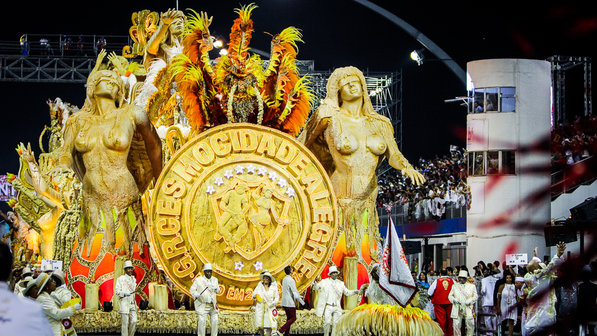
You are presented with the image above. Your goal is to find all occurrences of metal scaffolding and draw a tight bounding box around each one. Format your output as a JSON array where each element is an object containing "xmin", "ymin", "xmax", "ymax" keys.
[
  {"xmin": 0, "ymin": 54, "xmax": 403, "ymax": 172},
  {"xmin": 548, "ymin": 55, "xmax": 592, "ymax": 125},
  {"xmin": 0, "ymin": 56, "xmax": 95, "ymax": 83}
]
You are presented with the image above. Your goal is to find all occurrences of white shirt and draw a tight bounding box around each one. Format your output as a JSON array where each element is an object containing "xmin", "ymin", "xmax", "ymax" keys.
[
  {"xmin": 280, "ymin": 275, "xmax": 304, "ymax": 307},
  {"xmin": 51, "ymin": 286, "xmax": 71, "ymax": 306},
  {"xmin": 365, "ymin": 280, "xmax": 397, "ymax": 305},
  {"xmin": 0, "ymin": 282, "xmax": 53, "ymax": 336},
  {"xmin": 313, "ymin": 277, "xmax": 358, "ymax": 317},
  {"xmin": 448, "ymin": 282, "xmax": 478, "ymax": 319},
  {"xmin": 190, "ymin": 275, "xmax": 220, "ymax": 305},
  {"xmin": 37, "ymin": 291, "xmax": 75, "ymax": 336},
  {"xmin": 480, "ymin": 275, "xmax": 498, "ymax": 306},
  {"xmin": 115, "ymin": 274, "xmax": 137, "ymax": 313}
]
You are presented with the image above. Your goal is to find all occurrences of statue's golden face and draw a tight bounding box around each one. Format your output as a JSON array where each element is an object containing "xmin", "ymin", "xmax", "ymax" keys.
[
  {"xmin": 95, "ymin": 77, "xmax": 121, "ymax": 99},
  {"xmin": 339, "ymin": 76, "xmax": 362, "ymax": 103},
  {"xmin": 169, "ymin": 17, "xmax": 185, "ymax": 36}
]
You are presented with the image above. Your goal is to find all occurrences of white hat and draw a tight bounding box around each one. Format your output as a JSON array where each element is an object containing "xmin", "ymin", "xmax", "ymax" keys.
[
  {"xmin": 19, "ymin": 276, "xmax": 34, "ymax": 288},
  {"xmin": 328, "ymin": 266, "xmax": 339, "ymax": 276},
  {"xmin": 35, "ymin": 273, "xmax": 51, "ymax": 292},
  {"xmin": 458, "ymin": 270, "xmax": 468, "ymax": 278},
  {"xmin": 515, "ymin": 276, "xmax": 524, "ymax": 282},
  {"xmin": 123, "ymin": 260, "xmax": 134, "ymax": 269},
  {"xmin": 24, "ymin": 279, "xmax": 38, "ymax": 296},
  {"xmin": 51, "ymin": 269, "xmax": 65, "ymax": 285},
  {"xmin": 42, "ymin": 263, "xmax": 53, "ymax": 273},
  {"xmin": 22, "ymin": 266, "xmax": 32, "ymax": 276},
  {"xmin": 260, "ymin": 271, "xmax": 273, "ymax": 282},
  {"xmin": 203, "ymin": 263, "xmax": 213, "ymax": 271}
]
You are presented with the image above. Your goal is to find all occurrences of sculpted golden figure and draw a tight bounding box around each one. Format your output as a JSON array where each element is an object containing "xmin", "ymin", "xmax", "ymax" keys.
[
  {"xmin": 301, "ymin": 66, "xmax": 425, "ymax": 263},
  {"xmin": 144, "ymin": 8, "xmax": 186, "ymax": 68},
  {"xmin": 53, "ymin": 69, "xmax": 162, "ymax": 257},
  {"xmin": 217, "ymin": 183, "xmax": 249, "ymax": 252}
]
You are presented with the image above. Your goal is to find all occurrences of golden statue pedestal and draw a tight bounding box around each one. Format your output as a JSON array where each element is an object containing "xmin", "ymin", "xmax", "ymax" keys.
[
  {"xmin": 343, "ymin": 256, "xmax": 359, "ymax": 310},
  {"xmin": 72, "ymin": 309, "xmax": 325, "ymax": 334},
  {"xmin": 84, "ymin": 283, "xmax": 99, "ymax": 312},
  {"xmin": 148, "ymin": 283, "xmax": 169, "ymax": 311}
]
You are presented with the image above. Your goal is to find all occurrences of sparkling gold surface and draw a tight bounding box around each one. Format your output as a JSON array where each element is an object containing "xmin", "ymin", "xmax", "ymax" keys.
[
  {"xmin": 72, "ymin": 309, "xmax": 324, "ymax": 334},
  {"xmin": 149, "ymin": 123, "xmax": 338, "ymax": 310}
]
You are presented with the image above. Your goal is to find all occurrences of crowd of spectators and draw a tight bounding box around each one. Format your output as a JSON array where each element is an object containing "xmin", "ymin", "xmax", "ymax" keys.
[
  {"xmin": 377, "ymin": 148, "xmax": 469, "ymax": 221},
  {"xmin": 415, "ymin": 253, "xmax": 597, "ymax": 336},
  {"xmin": 552, "ymin": 114, "xmax": 597, "ymax": 172}
]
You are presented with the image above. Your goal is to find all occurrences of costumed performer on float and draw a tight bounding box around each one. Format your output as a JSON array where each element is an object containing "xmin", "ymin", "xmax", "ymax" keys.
[
  {"xmin": 190, "ymin": 263, "xmax": 221, "ymax": 336},
  {"xmin": 277, "ymin": 265, "xmax": 305, "ymax": 336},
  {"xmin": 312, "ymin": 265, "xmax": 363, "ymax": 336},
  {"xmin": 252, "ymin": 271, "xmax": 279, "ymax": 336},
  {"xmin": 115, "ymin": 260, "xmax": 138, "ymax": 336},
  {"xmin": 361, "ymin": 263, "xmax": 397, "ymax": 305},
  {"xmin": 300, "ymin": 66, "xmax": 425, "ymax": 268}
]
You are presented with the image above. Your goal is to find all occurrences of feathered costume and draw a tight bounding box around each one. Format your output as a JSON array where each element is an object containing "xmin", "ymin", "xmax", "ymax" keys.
[{"xmin": 170, "ymin": 4, "xmax": 314, "ymax": 136}]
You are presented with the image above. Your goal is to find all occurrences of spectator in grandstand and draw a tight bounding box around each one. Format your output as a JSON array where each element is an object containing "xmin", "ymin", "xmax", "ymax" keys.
[
  {"xmin": 551, "ymin": 115, "xmax": 597, "ymax": 172},
  {"xmin": 376, "ymin": 148, "xmax": 469, "ymax": 222}
]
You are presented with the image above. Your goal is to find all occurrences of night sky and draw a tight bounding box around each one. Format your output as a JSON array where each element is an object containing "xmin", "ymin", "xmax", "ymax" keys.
[{"xmin": 1, "ymin": 0, "xmax": 595, "ymax": 181}]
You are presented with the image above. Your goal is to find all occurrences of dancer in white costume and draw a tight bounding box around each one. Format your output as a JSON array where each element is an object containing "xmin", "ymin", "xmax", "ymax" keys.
[
  {"xmin": 190, "ymin": 263, "xmax": 221, "ymax": 336},
  {"xmin": 115, "ymin": 260, "xmax": 138, "ymax": 336},
  {"xmin": 521, "ymin": 242, "xmax": 566, "ymax": 336},
  {"xmin": 449, "ymin": 270, "xmax": 478, "ymax": 336},
  {"xmin": 312, "ymin": 266, "xmax": 361, "ymax": 336},
  {"xmin": 252, "ymin": 271, "xmax": 279, "ymax": 336}
]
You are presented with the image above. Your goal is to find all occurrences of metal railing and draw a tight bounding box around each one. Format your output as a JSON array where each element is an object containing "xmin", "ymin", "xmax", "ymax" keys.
[
  {"xmin": 377, "ymin": 202, "xmax": 467, "ymax": 225},
  {"xmin": 551, "ymin": 155, "xmax": 597, "ymax": 199},
  {"xmin": 6, "ymin": 34, "xmax": 131, "ymax": 58}
]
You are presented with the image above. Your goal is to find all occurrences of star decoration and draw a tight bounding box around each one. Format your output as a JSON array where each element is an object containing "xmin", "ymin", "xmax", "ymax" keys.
[
  {"xmin": 234, "ymin": 261, "xmax": 245, "ymax": 271},
  {"xmin": 254, "ymin": 261, "xmax": 263, "ymax": 271},
  {"xmin": 268, "ymin": 171, "xmax": 278, "ymax": 181},
  {"xmin": 246, "ymin": 164, "xmax": 256, "ymax": 174},
  {"xmin": 224, "ymin": 170, "xmax": 234, "ymax": 179},
  {"xmin": 214, "ymin": 177, "xmax": 224, "ymax": 187},
  {"xmin": 257, "ymin": 167, "xmax": 268, "ymax": 176},
  {"xmin": 285, "ymin": 187, "xmax": 295, "ymax": 198},
  {"xmin": 234, "ymin": 165, "xmax": 244, "ymax": 174},
  {"xmin": 206, "ymin": 186, "xmax": 216, "ymax": 195},
  {"xmin": 277, "ymin": 178, "xmax": 287, "ymax": 188}
]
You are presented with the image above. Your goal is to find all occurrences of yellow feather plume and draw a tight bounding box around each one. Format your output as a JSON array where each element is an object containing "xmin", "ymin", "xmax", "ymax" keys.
[
  {"xmin": 334, "ymin": 304, "xmax": 443, "ymax": 336},
  {"xmin": 234, "ymin": 3, "xmax": 258, "ymax": 24}
]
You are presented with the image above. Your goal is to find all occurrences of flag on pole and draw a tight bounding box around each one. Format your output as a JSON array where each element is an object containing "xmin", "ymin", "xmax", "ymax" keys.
[{"xmin": 378, "ymin": 216, "xmax": 417, "ymax": 307}]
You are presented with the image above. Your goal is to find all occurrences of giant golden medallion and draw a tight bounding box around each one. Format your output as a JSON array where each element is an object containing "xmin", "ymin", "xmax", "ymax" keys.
[{"xmin": 149, "ymin": 123, "xmax": 338, "ymax": 310}]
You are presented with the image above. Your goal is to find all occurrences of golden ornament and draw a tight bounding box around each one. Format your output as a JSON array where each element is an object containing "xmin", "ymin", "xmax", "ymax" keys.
[{"xmin": 149, "ymin": 123, "xmax": 338, "ymax": 310}]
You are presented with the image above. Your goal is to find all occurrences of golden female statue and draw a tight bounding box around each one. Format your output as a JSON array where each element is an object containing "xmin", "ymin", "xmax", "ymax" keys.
[
  {"xmin": 53, "ymin": 69, "xmax": 162, "ymax": 257},
  {"xmin": 134, "ymin": 8, "xmax": 186, "ymax": 116},
  {"xmin": 52, "ymin": 68, "xmax": 162, "ymax": 306},
  {"xmin": 301, "ymin": 66, "xmax": 424, "ymax": 264}
]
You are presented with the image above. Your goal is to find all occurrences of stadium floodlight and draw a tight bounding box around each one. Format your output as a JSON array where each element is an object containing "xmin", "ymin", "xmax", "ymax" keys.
[{"xmin": 410, "ymin": 49, "xmax": 424, "ymax": 66}]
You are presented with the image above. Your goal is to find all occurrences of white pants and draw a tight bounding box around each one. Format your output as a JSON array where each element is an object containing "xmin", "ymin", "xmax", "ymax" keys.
[
  {"xmin": 197, "ymin": 303, "xmax": 218, "ymax": 336},
  {"xmin": 323, "ymin": 305, "xmax": 343, "ymax": 336},
  {"xmin": 121, "ymin": 310, "xmax": 137, "ymax": 336},
  {"xmin": 482, "ymin": 305, "xmax": 497, "ymax": 332},
  {"xmin": 453, "ymin": 316, "xmax": 474, "ymax": 336}
]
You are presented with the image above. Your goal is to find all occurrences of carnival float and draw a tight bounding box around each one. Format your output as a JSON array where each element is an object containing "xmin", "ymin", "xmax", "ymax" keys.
[{"xmin": 2, "ymin": 4, "xmax": 440, "ymax": 335}]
